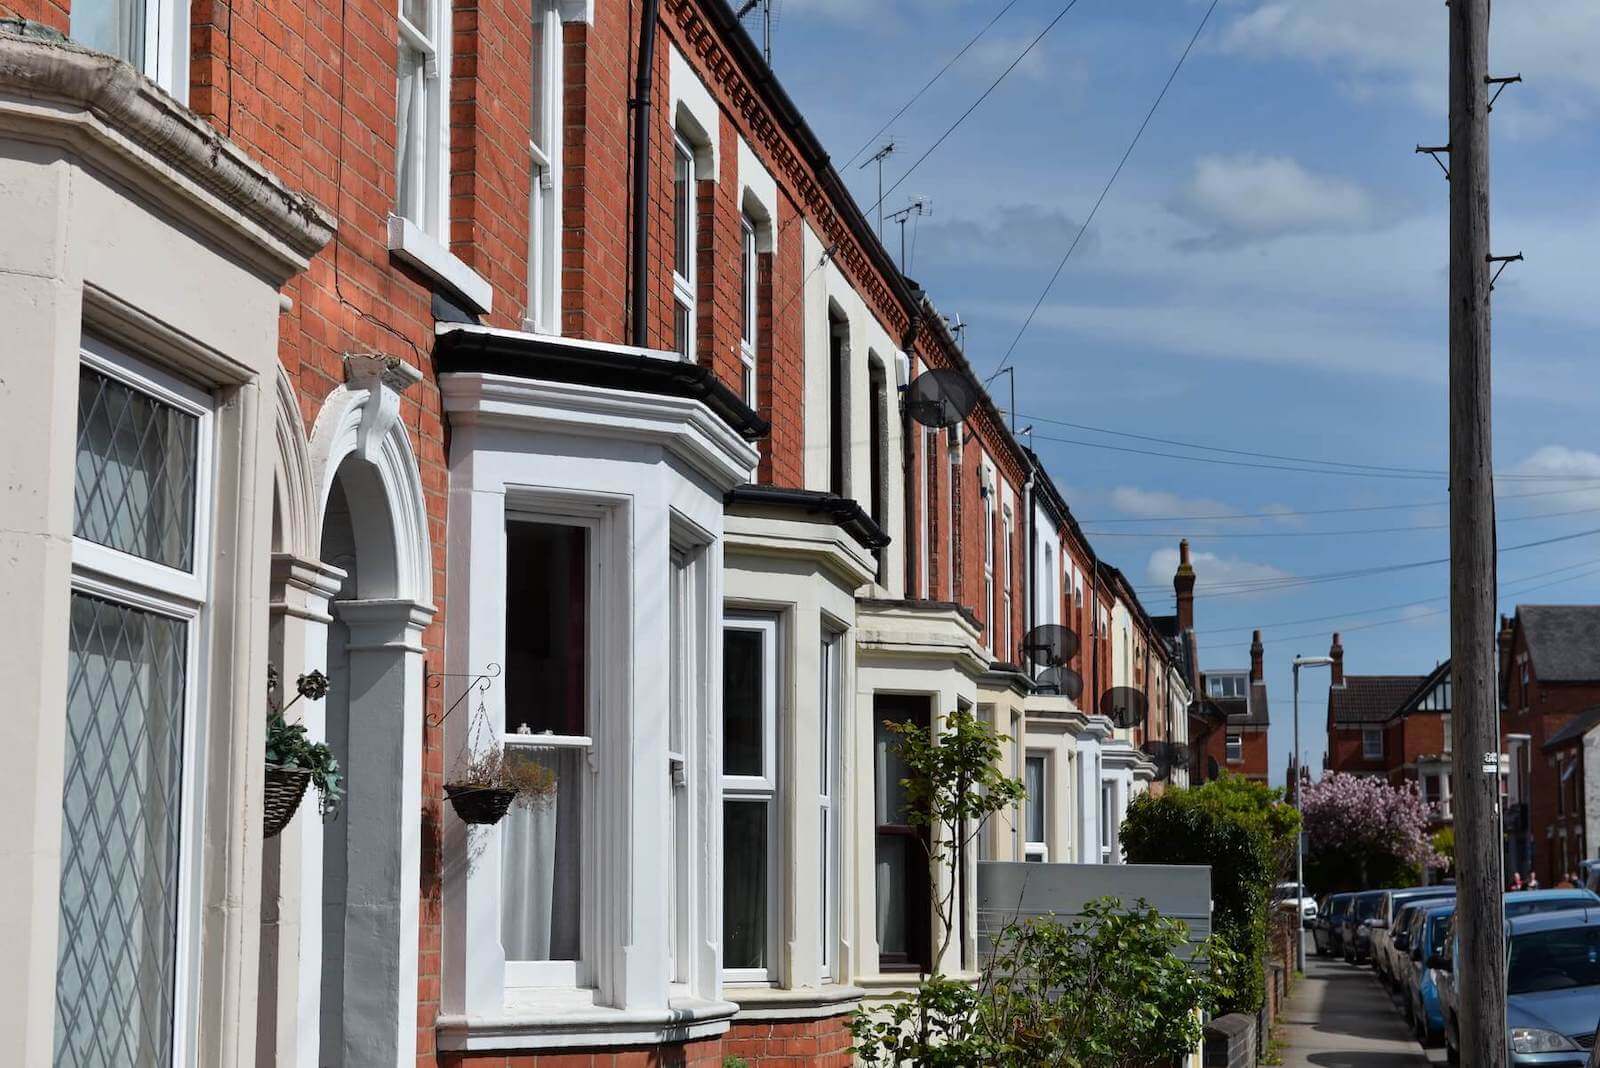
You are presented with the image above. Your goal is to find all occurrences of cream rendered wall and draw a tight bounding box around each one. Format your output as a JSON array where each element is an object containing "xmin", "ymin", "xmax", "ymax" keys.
[
  {"xmin": 800, "ymin": 221, "xmax": 907, "ymax": 597},
  {"xmin": 0, "ymin": 128, "xmax": 309, "ymax": 1066}
]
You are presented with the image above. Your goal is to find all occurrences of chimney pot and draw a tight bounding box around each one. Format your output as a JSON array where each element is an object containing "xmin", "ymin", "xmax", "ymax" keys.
[
  {"xmin": 1250, "ymin": 629, "xmax": 1264, "ymax": 682},
  {"xmin": 1330, "ymin": 632, "xmax": 1345, "ymax": 687}
]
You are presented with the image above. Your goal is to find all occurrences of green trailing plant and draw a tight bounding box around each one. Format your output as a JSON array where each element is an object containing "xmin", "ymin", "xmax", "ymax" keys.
[
  {"xmin": 721, "ymin": 1058, "xmax": 750, "ymax": 1068},
  {"xmin": 266, "ymin": 665, "xmax": 343, "ymax": 816},
  {"xmin": 849, "ymin": 897, "xmax": 1234, "ymax": 1068},
  {"xmin": 1120, "ymin": 773, "xmax": 1300, "ymax": 1016}
]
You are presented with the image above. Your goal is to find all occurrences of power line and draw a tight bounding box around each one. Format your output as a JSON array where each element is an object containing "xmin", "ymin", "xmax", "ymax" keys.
[
  {"xmin": 1017, "ymin": 410, "xmax": 1600, "ymax": 482},
  {"xmin": 990, "ymin": 0, "xmax": 1220, "ymax": 381},
  {"xmin": 1130, "ymin": 525, "xmax": 1600, "ymax": 599},
  {"xmin": 1195, "ymin": 559, "xmax": 1600, "ymax": 637},
  {"xmin": 872, "ymin": 0, "xmax": 1087, "ymax": 217},
  {"xmin": 838, "ymin": 0, "xmax": 1024, "ymax": 172},
  {"xmin": 1083, "ymin": 503, "xmax": 1600, "ymax": 539},
  {"xmin": 1079, "ymin": 485, "xmax": 1600, "ymax": 524}
]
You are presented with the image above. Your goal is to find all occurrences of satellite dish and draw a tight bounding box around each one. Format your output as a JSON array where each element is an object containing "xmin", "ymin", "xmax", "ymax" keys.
[
  {"xmin": 905, "ymin": 368, "xmax": 978, "ymax": 429},
  {"xmin": 1021, "ymin": 624, "xmax": 1080, "ymax": 669},
  {"xmin": 1169, "ymin": 742, "xmax": 1192, "ymax": 767},
  {"xmin": 1142, "ymin": 740, "xmax": 1174, "ymax": 781},
  {"xmin": 1098, "ymin": 686, "xmax": 1147, "ymax": 729},
  {"xmin": 1207, "ymin": 756, "xmax": 1220, "ymax": 782},
  {"xmin": 1036, "ymin": 666, "xmax": 1084, "ymax": 702}
]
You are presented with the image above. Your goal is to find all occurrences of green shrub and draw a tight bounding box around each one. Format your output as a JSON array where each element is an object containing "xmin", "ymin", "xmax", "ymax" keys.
[{"xmin": 1120, "ymin": 774, "xmax": 1299, "ymax": 1015}]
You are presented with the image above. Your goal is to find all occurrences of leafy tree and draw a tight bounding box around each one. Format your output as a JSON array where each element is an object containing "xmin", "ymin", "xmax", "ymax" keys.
[
  {"xmin": 850, "ymin": 898, "xmax": 1234, "ymax": 1068},
  {"xmin": 1120, "ymin": 774, "xmax": 1300, "ymax": 1015},
  {"xmin": 1299, "ymin": 772, "xmax": 1443, "ymax": 893}
]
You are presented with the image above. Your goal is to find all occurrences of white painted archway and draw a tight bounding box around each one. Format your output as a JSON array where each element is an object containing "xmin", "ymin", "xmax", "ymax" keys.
[{"xmin": 304, "ymin": 355, "xmax": 434, "ymax": 1068}]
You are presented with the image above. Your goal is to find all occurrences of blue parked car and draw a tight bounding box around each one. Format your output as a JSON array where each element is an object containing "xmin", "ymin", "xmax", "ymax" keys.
[
  {"xmin": 1438, "ymin": 894, "xmax": 1600, "ymax": 1066},
  {"xmin": 1403, "ymin": 901, "xmax": 1456, "ymax": 1045}
]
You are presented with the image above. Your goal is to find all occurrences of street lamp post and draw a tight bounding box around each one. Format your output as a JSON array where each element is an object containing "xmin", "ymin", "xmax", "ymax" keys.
[{"xmin": 1292, "ymin": 655, "xmax": 1334, "ymax": 972}]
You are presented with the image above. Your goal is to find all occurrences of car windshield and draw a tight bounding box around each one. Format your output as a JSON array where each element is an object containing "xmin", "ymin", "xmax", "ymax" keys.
[
  {"xmin": 1329, "ymin": 897, "xmax": 1350, "ymax": 916},
  {"xmin": 1507, "ymin": 926, "xmax": 1600, "ymax": 995},
  {"xmin": 1508, "ymin": 896, "xmax": 1594, "ymax": 918}
]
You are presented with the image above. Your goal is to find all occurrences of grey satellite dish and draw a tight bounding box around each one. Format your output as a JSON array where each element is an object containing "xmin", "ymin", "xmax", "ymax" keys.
[
  {"xmin": 1021, "ymin": 624, "xmax": 1080, "ymax": 669},
  {"xmin": 1098, "ymin": 686, "xmax": 1147, "ymax": 729},
  {"xmin": 1035, "ymin": 666, "xmax": 1084, "ymax": 702},
  {"xmin": 905, "ymin": 368, "xmax": 978, "ymax": 429}
]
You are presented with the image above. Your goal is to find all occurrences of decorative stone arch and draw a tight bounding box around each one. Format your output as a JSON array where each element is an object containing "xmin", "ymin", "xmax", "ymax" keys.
[
  {"xmin": 273, "ymin": 364, "xmax": 318, "ymax": 558},
  {"xmin": 303, "ymin": 353, "xmax": 435, "ymax": 1067}
]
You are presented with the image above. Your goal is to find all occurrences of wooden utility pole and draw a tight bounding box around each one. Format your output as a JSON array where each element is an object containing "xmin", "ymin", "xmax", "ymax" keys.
[{"xmin": 1448, "ymin": 1, "xmax": 1507, "ymax": 1066}]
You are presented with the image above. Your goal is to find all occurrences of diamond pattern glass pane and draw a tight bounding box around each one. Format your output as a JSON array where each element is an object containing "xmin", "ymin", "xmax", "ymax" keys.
[
  {"xmin": 74, "ymin": 367, "xmax": 198, "ymax": 571},
  {"xmin": 56, "ymin": 593, "xmax": 187, "ymax": 1068}
]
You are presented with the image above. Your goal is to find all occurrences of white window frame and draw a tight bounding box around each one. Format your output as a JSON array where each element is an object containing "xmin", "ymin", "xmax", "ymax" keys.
[
  {"xmin": 1024, "ymin": 752, "xmax": 1049, "ymax": 862},
  {"xmin": 501, "ymin": 509, "xmax": 600, "ymax": 990},
  {"xmin": 396, "ymin": 0, "xmax": 447, "ymax": 238},
  {"xmin": 722, "ymin": 615, "xmax": 780, "ymax": 984},
  {"xmin": 1363, "ymin": 727, "xmax": 1384, "ymax": 760},
  {"xmin": 1226, "ymin": 734, "xmax": 1243, "ymax": 763},
  {"xmin": 526, "ymin": 0, "xmax": 564, "ymax": 334},
  {"xmin": 1099, "ymin": 780, "xmax": 1113, "ymax": 864},
  {"xmin": 672, "ymin": 133, "xmax": 698, "ymax": 361},
  {"xmin": 1001, "ymin": 505, "xmax": 1014, "ymax": 659},
  {"xmin": 982, "ymin": 489, "xmax": 995, "ymax": 654},
  {"xmin": 71, "ymin": 0, "xmax": 189, "ymax": 101},
  {"xmin": 819, "ymin": 629, "xmax": 842, "ymax": 982},
  {"xmin": 740, "ymin": 213, "xmax": 758, "ymax": 403},
  {"xmin": 67, "ymin": 338, "xmax": 214, "ymax": 1068}
]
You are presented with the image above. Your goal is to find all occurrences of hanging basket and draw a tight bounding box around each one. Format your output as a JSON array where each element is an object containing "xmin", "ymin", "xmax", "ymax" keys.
[
  {"xmin": 445, "ymin": 783, "xmax": 517, "ymax": 825},
  {"xmin": 263, "ymin": 764, "xmax": 313, "ymax": 839}
]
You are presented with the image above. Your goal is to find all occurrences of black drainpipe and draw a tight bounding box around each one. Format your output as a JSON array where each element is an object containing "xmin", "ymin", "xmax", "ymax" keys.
[{"xmin": 630, "ymin": 0, "xmax": 661, "ymax": 347}]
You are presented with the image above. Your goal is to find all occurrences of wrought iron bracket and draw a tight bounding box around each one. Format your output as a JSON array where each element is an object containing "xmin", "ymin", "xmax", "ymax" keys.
[
  {"xmin": 1415, "ymin": 144, "xmax": 1451, "ymax": 180},
  {"xmin": 425, "ymin": 662, "xmax": 501, "ymax": 727},
  {"xmin": 1488, "ymin": 252, "xmax": 1525, "ymax": 292},
  {"xmin": 1486, "ymin": 73, "xmax": 1522, "ymax": 113}
]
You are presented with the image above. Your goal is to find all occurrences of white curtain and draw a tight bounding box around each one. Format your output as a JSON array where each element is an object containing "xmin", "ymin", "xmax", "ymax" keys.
[{"xmin": 500, "ymin": 752, "xmax": 581, "ymax": 961}]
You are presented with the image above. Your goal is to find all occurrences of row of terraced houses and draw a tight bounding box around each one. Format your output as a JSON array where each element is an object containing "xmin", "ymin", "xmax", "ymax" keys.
[{"xmin": 0, "ymin": 1, "xmax": 1268, "ymax": 1064}]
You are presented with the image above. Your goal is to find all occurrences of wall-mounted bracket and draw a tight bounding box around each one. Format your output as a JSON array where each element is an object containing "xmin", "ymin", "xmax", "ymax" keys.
[{"xmin": 425, "ymin": 662, "xmax": 501, "ymax": 727}]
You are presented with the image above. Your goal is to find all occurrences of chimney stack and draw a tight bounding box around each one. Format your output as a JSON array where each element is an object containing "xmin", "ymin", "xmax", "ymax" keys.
[
  {"xmin": 1174, "ymin": 539, "xmax": 1196, "ymax": 634},
  {"xmin": 1250, "ymin": 629, "xmax": 1264, "ymax": 682},
  {"xmin": 1330, "ymin": 632, "xmax": 1345, "ymax": 687}
]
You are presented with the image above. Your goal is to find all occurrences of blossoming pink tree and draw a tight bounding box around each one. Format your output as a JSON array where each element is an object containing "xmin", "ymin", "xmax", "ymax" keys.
[{"xmin": 1300, "ymin": 772, "xmax": 1445, "ymax": 892}]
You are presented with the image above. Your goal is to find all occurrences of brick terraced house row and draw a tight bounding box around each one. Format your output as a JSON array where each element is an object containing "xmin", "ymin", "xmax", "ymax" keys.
[{"xmin": 0, "ymin": 1, "xmax": 1215, "ymax": 1064}]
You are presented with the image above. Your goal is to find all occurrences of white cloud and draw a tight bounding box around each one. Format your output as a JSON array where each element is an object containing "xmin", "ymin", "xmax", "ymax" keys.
[
  {"xmin": 1502, "ymin": 446, "xmax": 1600, "ymax": 510},
  {"xmin": 1146, "ymin": 545, "xmax": 1294, "ymax": 598},
  {"xmin": 1175, "ymin": 154, "xmax": 1381, "ymax": 245},
  {"xmin": 1216, "ymin": 1, "xmax": 1600, "ymax": 133},
  {"xmin": 1107, "ymin": 487, "xmax": 1302, "ymax": 534}
]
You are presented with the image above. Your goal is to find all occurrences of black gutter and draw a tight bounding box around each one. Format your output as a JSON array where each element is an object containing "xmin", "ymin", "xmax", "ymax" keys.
[
  {"xmin": 433, "ymin": 327, "xmax": 770, "ymax": 441},
  {"xmin": 629, "ymin": 0, "xmax": 661, "ymax": 347},
  {"xmin": 724, "ymin": 484, "xmax": 891, "ymax": 551}
]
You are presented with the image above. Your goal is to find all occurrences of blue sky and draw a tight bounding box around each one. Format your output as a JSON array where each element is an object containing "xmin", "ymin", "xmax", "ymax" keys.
[{"xmin": 756, "ymin": 0, "xmax": 1600, "ymax": 786}]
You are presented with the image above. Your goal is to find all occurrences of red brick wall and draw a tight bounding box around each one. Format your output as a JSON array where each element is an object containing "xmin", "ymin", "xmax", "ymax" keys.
[
  {"xmin": 723, "ymin": 1014, "xmax": 854, "ymax": 1068},
  {"xmin": 1326, "ymin": 727, "xmax": 1389, "ymax": 776},
  {"xmin": 442, "ymin": 1033, "xmax": 723, "ymax": 1068},
  {"xmin": 3, "ymin": 0, "xmax": 70, "ymax": 34}
]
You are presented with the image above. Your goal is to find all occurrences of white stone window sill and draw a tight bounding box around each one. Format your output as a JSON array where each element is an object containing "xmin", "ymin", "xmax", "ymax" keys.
[
  {"xmin": 386, "ymin": 214, "xmax": 493, "ymax": 315},
  {"xmin": 435, "ymin": 992, "xmax": 739, "ymax": 1051},
  {"xmin": 726, "ymin": 983, "xmax": 866, "ymax": 1021}
]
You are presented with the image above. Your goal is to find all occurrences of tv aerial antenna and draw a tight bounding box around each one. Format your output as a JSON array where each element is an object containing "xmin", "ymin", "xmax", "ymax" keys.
[{"xmin": 734, "ymin": 0, "xmax": 774, "ymax": 65}]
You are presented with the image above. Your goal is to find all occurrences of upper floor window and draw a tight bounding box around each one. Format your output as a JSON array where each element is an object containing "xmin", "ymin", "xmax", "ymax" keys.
[
  {"xmin": 72, "ymin": 0, "xmax": 188, "ymax": 100},
  {"xmin": 1226, "ymin": 734, "xmax": 1243, "ymax": 763},
  {"xmin": 981, "ymin": 486, "xmax": 995, "ymax": 654},
  {"xmin": 672, "ymin": 135, "xmax": 697, "ymax": 359},
  {"xmin": 1207, "ymin": 674, "xmax": 1247, "ymax": 699},
  {"xmin": 527, "ymin": 0, "xmax": 564, "ymax": 334},
  {"xmin": 397, "ymin": 0, "xmax": 446, "ymax": 236},
  {"xmin": 1363, "ymin": 727, "xmax": 1384, "ymax": 760},
  {"xmin": 1001, "ymin": 507, "xmax": 1014, "ymax": 660},
  {"xmin": 740, "ymin": 214, "xmax": 758, "ymax": 401}
]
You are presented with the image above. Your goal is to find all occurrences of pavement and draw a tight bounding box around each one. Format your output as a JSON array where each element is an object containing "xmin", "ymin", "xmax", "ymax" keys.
[{"xmin": 1279, "ymin": 944, "xmax": 1439, "ymax": 1068}]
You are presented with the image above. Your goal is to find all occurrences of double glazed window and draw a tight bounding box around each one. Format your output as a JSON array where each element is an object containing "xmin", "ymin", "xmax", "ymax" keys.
[
  {"xmin": 982, "ymin": 489, "xmax": 995, "ymax": 654},
  {"xmin": 874, "ymin": 694, "xmax": 931, "ymax": 972},
  {"xmin": 740, "ymin": 214, "xmax": 758, "ymax": 402},
  {"xmin": 502, "ymin": 520, "xmax": 590, "ymax": 984},
  {"xmin": 527, "ymin": 0, "xmax": 563, "ymax": 333},
  {"xmin": 819, "ymin": 632, "xmax": 842, "ymax": 980},
  {"xmin": 1226, "ymin": 734, "xmax": 1243, "ymax": 763},
  {"xmin": 58, "ymin": 342, "xmax": 212, "ymax": 1068},
  {"xmin": 673, "ymin": 136, "xmax": 697, "ymax": 359},
  {"xmin": 1363, "ymin": 727, "xmax": 1384, "ymax": 760},
  {"xmin": 723, "ymin": 618, "xmax": 778, "ymax": 981},
  {"xmin": 1024, "ymin": 754, "xmax": 1048, "ymax": 862},
  {"xmin": 397, "ymin": 0, "xmax": 444, "ymax": 236},
  {"xmin": 71, "ymin": 0, "xmax": 187, "ymax": 98}
]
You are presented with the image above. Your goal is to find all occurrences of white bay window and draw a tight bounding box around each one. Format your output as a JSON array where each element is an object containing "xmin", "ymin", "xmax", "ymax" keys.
[
  {"xmin": 723, "ymin": 617, "xmax": 779, "ymax": 981},
  {"xmin": 818, "ymin": 630, "xmax": 841, "ymax": 981},
  {"xmin": 58, "ymin": 340, "xmax": 212, "ymax": 1068}
]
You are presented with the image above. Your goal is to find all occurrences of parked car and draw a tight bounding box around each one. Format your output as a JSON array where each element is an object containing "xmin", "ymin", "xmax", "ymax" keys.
[
  {"xmin": 1274, "ymin": 881, "xmax": 1318, "ymax": 926},
  {"xmin": 1383, "ymin": 894, "xmax": 1454, "ymax": 989},
  {"xmin": 1436, "ymin": 891, "xmax": 1600, "ymax": 1064},
  {"xmin": 1373, "ymin": 886, "xmax": 1454, "ymax": 985},
  {"xmin": 1314, "ymin": 893, "xmax": 1355, "ymax": 957},
  {"xmin": 1403, "ymin": 901, "xmax": 1457, "ymax": 1046},
  {"xmin": 1343, "ymin": 890, "xmax": 1387, "ymax": 963}
]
